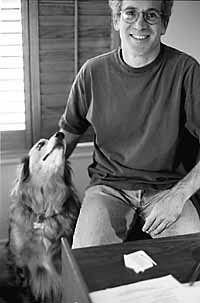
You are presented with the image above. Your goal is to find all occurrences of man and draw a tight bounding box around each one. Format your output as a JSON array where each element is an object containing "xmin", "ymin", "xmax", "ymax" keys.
[{"xmin": 59, "ymin": 0, "xmax": 200, "ymax": 248}]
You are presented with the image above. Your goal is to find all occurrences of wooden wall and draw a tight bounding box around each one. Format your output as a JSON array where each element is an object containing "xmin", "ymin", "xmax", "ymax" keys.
[{"xmin": 38, "ymin": 0, "xmax": 112, "ymax": 141}]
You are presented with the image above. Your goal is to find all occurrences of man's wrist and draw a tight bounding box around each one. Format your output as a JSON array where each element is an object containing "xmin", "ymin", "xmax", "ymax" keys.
[
  {"xmin": 171, "ymin": 163, "xmax": 200, "ymax": 203},
  {"xmin": 170, "ymin": 181, "xmax": 192, "ymax": 204}
]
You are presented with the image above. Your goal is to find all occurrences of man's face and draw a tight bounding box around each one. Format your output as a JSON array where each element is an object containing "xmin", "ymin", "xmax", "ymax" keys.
[{"xmin": 114, "ymin": 0, "xmax": 166, "ymax": 57}]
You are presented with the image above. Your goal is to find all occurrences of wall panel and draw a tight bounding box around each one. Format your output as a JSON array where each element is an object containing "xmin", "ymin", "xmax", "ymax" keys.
[{"xmin": 38, "ymin": 0, "xmax": 111, "ymax": 141}]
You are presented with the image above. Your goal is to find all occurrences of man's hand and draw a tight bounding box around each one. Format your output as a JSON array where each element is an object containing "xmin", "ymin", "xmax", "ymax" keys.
[{"xmin": 142, "ymin": 189, "xmax": 186, "ymax": 237}]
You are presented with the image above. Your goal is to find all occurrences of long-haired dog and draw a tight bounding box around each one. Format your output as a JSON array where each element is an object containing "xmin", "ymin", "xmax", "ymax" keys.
[{"xmin": 0, "ymin": 131, "xmax": 80, "ymax": 303}]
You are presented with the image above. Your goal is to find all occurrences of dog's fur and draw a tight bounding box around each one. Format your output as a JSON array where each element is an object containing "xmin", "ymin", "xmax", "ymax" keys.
[{"xmin": 0, "ymin": 132, "xmax": 80, "ymax": 303}]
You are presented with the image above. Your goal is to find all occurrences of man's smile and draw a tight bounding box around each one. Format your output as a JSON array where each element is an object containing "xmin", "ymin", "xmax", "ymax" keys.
[{"xmin": 130, "ymin": 34, "xmax": 150, "ymax": 40}]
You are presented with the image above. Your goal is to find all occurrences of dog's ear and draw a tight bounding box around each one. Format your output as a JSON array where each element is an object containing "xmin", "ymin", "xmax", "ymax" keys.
[{"xmin": 20, "ymin": 156, "xmax": 30, "ymax": 182}]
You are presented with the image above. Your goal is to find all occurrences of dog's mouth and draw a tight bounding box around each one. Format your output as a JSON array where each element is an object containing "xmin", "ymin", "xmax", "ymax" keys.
[
  {"xmin": 42, "ymin": 142, "xmax": 65, "ymax": 161},
  {"xmin": 42, "ymin": 150, "xmax": 53, "ymax": 161}
]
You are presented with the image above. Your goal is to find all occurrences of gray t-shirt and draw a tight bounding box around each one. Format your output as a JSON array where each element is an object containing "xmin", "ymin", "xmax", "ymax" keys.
[{"xmin": 59, "ymin": 43, "xmax": 200, "ymax": 190}]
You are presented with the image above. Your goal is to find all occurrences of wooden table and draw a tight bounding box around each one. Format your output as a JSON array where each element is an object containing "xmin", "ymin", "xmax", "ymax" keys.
[{"xmin": 62, "ymin": 233, "xmax": 200, "ymax": 303}]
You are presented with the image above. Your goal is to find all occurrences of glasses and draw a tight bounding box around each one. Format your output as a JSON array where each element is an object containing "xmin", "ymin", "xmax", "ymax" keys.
[{"xmin": 120, "ymin": 8, "xmax": 163, "ymax": 25}]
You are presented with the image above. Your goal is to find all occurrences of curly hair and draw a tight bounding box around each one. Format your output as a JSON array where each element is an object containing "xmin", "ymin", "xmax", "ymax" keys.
[{"xmin": 108, "ymin": 0, "xmax": 174, "ymax": 28}]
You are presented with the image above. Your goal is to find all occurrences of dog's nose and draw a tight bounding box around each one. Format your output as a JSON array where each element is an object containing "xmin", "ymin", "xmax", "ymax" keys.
[{"xmin": 55, "ymin": 131, "xmax": 65, "ymax": 140}]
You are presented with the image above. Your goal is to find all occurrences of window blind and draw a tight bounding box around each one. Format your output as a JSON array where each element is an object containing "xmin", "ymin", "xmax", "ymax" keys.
[{"xmin": 0, "ymin": 0, "xmax": 25, "ymax": 131}]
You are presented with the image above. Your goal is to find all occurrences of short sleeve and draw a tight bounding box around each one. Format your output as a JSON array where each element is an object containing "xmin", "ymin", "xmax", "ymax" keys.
[
  {"xmin": 184, "ymin": 58, "xmax": 200, "ymax": 142},
  {"xmin": 59, "ymin": 61, "xmax": 91, "ymax": 135}
]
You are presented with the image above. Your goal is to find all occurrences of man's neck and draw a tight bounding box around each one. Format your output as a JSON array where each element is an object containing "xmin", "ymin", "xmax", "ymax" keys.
[{"xmin": 122, "ymin": 45, "xmax": 161, "ymax": 68}]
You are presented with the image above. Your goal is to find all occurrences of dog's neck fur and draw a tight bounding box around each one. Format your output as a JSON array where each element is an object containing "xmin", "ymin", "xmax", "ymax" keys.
[{"xmin": 14, "ymin": 174, "xmax": 67, "ymax": 217}]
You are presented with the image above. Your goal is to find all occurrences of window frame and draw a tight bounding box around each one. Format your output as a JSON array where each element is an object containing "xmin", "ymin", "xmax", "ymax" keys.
[{"xmin": 1, "ymin": 0, "xmax": 40, "ymax": 154}]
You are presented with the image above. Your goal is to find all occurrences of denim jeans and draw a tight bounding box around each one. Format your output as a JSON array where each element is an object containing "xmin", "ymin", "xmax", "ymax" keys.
[{"xmin": 72, "ymin": 185, "xmax": 200, "ymax": 248}]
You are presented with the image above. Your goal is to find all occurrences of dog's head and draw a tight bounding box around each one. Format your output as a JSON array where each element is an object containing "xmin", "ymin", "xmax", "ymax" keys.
[
  {"xmin": 23, "ymin": 131, "xmax": 66, "ymax": 185},
  {"xmin": 11, "ymin": 132, "xmax": 71, "ymax": 211}
]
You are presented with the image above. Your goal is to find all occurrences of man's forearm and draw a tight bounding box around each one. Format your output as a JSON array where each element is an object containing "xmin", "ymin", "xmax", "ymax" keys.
[{"xmin": 172, "ymin": 160, "xmax": 200, "ymax": 202}]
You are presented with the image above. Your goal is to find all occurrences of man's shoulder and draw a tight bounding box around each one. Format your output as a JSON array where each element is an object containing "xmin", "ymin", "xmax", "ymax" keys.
[
  {"xmin": 76, "ymin": 49, "xmax": 118, "ymax": 83},
  {"xmin": 83, "ymin": 49, "xmax": 118, "ymax": 70},
  {"xmin": 162, "ymin": 43, "xmax": 199, "ymax": 66}
]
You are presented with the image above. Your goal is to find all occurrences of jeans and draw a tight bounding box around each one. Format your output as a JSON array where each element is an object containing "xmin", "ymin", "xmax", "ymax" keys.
[{"xmin": 72, "ymin": 185, "xmax": 200, "ymax": 248}]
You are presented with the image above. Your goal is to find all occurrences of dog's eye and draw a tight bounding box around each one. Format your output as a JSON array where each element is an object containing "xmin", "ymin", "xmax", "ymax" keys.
[{"xmin": 36, "ymin": 141, "xmax": 46, "ymax": 151}]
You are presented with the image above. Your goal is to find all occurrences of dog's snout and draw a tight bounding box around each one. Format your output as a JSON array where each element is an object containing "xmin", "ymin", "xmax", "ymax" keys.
[{"xmin": 55, "ymin": 131, "xmax": 65, "ymax": 140}]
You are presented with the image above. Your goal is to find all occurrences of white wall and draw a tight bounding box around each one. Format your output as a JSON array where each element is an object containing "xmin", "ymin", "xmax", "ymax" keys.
[{"xmin": 162, "ymin": 1, "xmax": 200, "ymax": 62}]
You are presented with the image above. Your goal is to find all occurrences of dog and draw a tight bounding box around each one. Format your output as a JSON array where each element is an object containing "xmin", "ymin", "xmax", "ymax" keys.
[{"xmin": 0, "ymin": 131, "xmax": 80, "ymax": 303}]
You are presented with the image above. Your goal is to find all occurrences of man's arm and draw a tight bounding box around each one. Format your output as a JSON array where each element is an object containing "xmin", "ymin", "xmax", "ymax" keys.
[
  {"xmin": 174, "ymin": 158, "xmax": 200, "ymax": 202},
  {"xmin": 142, "ymin": 159, "xmax": 200, "ymax": 236}
]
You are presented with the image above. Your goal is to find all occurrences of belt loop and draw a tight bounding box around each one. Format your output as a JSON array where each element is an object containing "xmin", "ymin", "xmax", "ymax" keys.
[
  {"xmin": 138, "ymin": 189, "xmax": 145, "ymax": 202},
  {"xmin": 138, "ymin": 190, "xmax": 142, "ymax": 202}
]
